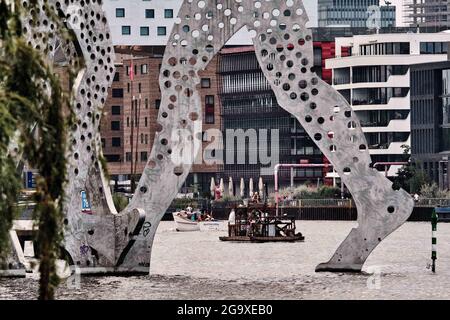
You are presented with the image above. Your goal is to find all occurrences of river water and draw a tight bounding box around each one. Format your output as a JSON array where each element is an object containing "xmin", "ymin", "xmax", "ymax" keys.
[{"xmin": 1, "ymin": 221, "xmax": 449, "ymax": 300}]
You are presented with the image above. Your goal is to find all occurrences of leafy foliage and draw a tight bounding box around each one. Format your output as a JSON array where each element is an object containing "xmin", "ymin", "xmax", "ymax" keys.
[
  {"xmin": 420, "ymin": 183, "xmax": 450, "ymax": 198},
  {"xmin": 0, "ymin": 0, "xmax": 26, "ymax": 265},
  {"xmin": 113, "ymin": 193, "xmax": 129, "ymax": 212},
  {"xmin": 391, "ymin": 144, "xmax": 430, "ymax": 194},
  {"xmin": 0, "ymin": 0, "xmax": 74, "ymax": 299},
  {"xmin": 271, "ymin": 185, "xmax": 342, "ymax": 200}
]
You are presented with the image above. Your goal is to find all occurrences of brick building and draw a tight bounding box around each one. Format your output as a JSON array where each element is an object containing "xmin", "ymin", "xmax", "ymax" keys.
[{"xmin": 101, "ymin": 52, "xmax": 222, "ymax": 194}]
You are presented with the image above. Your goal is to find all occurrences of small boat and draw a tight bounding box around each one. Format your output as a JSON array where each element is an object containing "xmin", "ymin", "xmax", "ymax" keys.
[
  {"xmin": 219, "ymin": 204, "xmax": 305, "ymax": 242},
  {"xmin": 172, "ymin": 210, "xmax": 221, "ymax": 232},
  {"xmin": 173, "ymin": 211, "xmax": 200, "ymax": 232}
]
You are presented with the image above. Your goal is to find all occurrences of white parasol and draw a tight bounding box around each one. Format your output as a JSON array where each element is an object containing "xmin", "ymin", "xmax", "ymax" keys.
[
  {"xmin": 258, "ymin": 177, "xmax": 264, "ymax": 197},
  {"xmin": 210, "ymin": 177, "xmax": 215, "ymax": 198},
  {"xmin": 219, "ymin": 178, "xmax": 224, "ymax": 194},
  {"xmin": 228, "ymin": 177, "xmax": 234, "ymax": 197}
]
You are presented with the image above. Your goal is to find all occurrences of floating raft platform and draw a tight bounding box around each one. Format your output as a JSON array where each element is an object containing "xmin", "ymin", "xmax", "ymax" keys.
[
  {"xmin": 219, "ymin": 234, "xmax": 304, "ymax": 243},
  {"xmin": 220, "ymin": 203, "xmax": 305, "ymax": 243}
]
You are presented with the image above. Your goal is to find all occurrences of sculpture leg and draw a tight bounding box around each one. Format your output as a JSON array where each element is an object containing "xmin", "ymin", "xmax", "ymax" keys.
[
  {"xmin": 21, "ymin": 0, "xmax": 148, "ymax": 272},
  {"xmin": 121, "ymin": 1, "xmax": 248, "ymax": 269},
  {"xmin": 247, "ymin": 0, "xmax": 414, "ymax": 272}
]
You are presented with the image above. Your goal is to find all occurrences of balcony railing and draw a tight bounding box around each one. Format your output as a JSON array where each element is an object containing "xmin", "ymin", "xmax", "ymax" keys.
[
  {"xmin": 333, "ymin": 77, "xmax": 351, "ymax": 85},
  {"xmin": 353, "ymin": 98, "xmax": 387, "ymax": 105}
]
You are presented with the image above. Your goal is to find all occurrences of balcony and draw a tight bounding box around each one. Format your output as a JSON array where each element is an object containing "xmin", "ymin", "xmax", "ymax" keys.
[
  {"xmin": 368, "ymin": 136, "xmax": 411, "ymax": 155},
  {"xmin": 361, "ymin": 114, "xmax": 410, "ymax": 133},
  {"xmin": 334, "ymin": 73, "xmax": 410, "ymax": 90},
  {"xmin": 326, "ymin": 54, "xmax": 448, "ymax": 70},
  {"xmin": 351, "ymin": 93, "xmax": 411, "ymax": 111}
]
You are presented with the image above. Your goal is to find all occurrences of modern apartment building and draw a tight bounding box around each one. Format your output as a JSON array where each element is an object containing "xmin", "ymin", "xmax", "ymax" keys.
[
  {"xmin": 327, "ymin": 32, "xmax": 450, "ymax": 176},
  {"xmin": 410, "ymin": 60, "xmax": 450, "ymax": 189},
  {"xmin": 318, "ymin": 0, "xmax": 396, "ymax": 28},
  {"xmin": 404, "ymin": 0, "xmax": 450, "ymax": 29},
  {"xmin": 103, "ymin": 0, "xmax": 252, "ymax": 46}
]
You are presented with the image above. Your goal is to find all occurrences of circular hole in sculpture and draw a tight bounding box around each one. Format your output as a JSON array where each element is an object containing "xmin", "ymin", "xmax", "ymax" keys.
[
  {"xmin": 299, "ymin": 80, "xmax": 307, "ymax": 89},
  {"xmin": 174, "ymin": 167, "xmax": 184, "ymax": 176}
]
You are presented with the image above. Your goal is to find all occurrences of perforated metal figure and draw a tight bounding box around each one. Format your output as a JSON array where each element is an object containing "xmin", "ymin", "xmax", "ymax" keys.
[{"xmin": 21, "ymin": 0, "xmax": 413, "ymax": 273}]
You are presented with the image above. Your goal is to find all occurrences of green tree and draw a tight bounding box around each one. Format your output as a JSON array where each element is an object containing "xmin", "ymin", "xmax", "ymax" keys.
[
  {"xmin": 0, "ymin": 0, "xmax": 74, "ymax": 299},
  {"xmin": 392, "ymin": 145, "xmax": 430, "ymax": 193}
]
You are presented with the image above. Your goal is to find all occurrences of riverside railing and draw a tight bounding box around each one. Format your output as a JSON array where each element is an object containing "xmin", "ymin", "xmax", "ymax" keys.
[
  {"xmin": 278, "ymin": 199, "xmax": 353, "ymax": 208},
  {"xmin": 414, "ymin": 198, "xmax": 450, "ymax": 207}
]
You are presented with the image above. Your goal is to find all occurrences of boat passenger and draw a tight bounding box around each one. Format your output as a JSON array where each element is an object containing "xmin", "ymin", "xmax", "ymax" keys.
[
  {"xmin": 251, "ymin": 192, "xmax": 259, "ymax": 203},
  {"xmin": 228, "ymin": 209, "xmax": 236, "ymax": 237}
]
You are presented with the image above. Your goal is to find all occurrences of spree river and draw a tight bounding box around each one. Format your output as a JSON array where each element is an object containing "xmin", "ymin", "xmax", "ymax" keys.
[{"xmin": 1, "ymin": 221, "xmax": 450, "ymax": 300}]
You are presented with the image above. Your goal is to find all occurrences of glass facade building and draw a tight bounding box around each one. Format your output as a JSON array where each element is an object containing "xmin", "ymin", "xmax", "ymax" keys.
[
  {"xmin": 410, "ymin": 61, "xmax": 450, "ymax": 190},
  {"xmin": 318, "ymin": 0, "xmax": 396, "ymax": 28},
  {"xmin": 218, "ymin": 50, "xmax": 325, "ymax": 190}
]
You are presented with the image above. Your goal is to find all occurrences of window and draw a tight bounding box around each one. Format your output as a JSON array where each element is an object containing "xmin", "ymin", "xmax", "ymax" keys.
[
  {"xmin": 145, "ymin": 134, "xmax": 148, "ymax": 144},
  {"xmin": 201, "ymin": 78, "xmax": 211, "ymax": 88},
  {"xmin": 122, "ymin": 26, "xmax": 131, "ymax": 35},
  {"xmin": 205, "ymin": 95, "xmax": 215, "ymax": 124},
  {"xmin": 112, "ymin": 88, "xmax": 123, "ymax": 98},
  {"xmin": 101, "ymin": 138, "xmax": 106, "ymax": 148},
  {"xmin": 141, "ymin": 64, "xmax": 148, "ymax": 74},
  {"xmin": 164, "ymin": 9, "xmax": 174, "ymax": 18},
  {"xmin": 145, "ymin": 98, "xmax": 149, "ymax": 109},
  {"xmin": 112, "ymin": 137, "xmax": 121, "ymax": 147},
  {"xmin": 155, "ymin": 99, "xmax": 161, "ymax": 109},
  {"xmin": 116, "ymin": 8, "xmax": 125, "ymax": 18},
  {"xmin": 144, "ymin": 117, "xmax": 148, "ymax": 127},
  {"xmin": 420, "ymin": 42, "xmax": 449, "ymax": 54},
  {"xmin": 141, "ymin": 152, "xmax": 148, "ymax": 162},
  {"xmin": 111, "ymin": 105, "xmax": 121, "ymax": 115},
  {"xmin": 104, "ymin": 154, "xmax": 121, "ymax": 162},
  {"xmin": 145, "ymin": 9, "xmax": 155, "ymax": 19},
  {"xmin": 111, "ymin": 121, "xmax": 120, "ymax": 131},
  {"xmin": 157, "ymin": 26, "xmax": 166, "ymax": 36},
  {"xmin": 140, "ymin": 27, "xmax": 149, "ymax": 36},
  {"xmin": 113, "ymin": 72, "xmax": 120, "ymax": 82},
  {"xmin": 126, "ymin": 152, "xmax": 132, "ymax": 162}
]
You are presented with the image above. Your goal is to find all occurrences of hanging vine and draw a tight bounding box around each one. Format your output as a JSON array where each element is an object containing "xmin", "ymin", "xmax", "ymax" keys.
[{"xmin": 0, "ymin": 0, "xmax": 76, "ymax": 299}]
